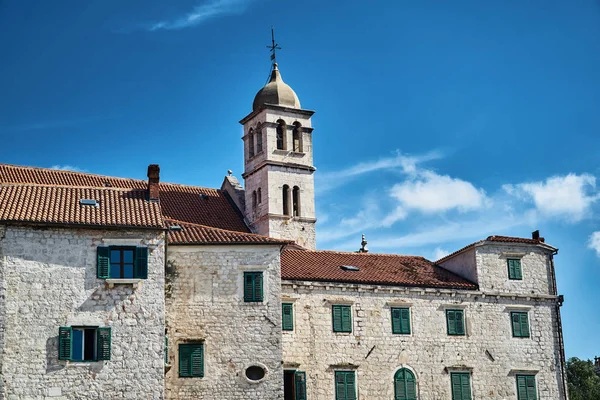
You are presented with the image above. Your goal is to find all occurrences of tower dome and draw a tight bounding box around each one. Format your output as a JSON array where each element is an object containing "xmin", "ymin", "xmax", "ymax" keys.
[{"xmin": 252, "ymin": 63, "xmax": 301, "ymax": 111}]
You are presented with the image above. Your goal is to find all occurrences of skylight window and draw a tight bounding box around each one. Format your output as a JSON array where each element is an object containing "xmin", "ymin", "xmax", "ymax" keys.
[
  {"xmin": 169, "ymin": 225, "xmax": 183, "ymax": 231},
  {"xmin": 79, "ymin": 199, "xmax": 98, "ymax": 207},
  {"xmin": 340, "ymin": 265, "xmax": 360, "ymax": 272}
]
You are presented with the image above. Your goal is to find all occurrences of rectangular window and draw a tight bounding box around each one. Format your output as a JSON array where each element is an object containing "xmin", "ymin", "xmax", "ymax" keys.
[
  {"xmin": 332, "ymin": 305, "xmax": 352, "ymax": 333},
  {"xmin": 516, "ymin": 375, "xmax": 537, "ymax": 400},
  {"xmin": 446, "ymin": 309, "xmax": 465, "ymax": 336},
  {"xmin": 282, "ymin": 303, "xmax": 294, "ymax": 331},
  {"xmin": 335, "ymin": 371, "xmax": 356, "ymax": 400},
  {"xmin": 58, "ymin": 326, "xmax": 111, "ymax": 361},
  {"xmin": 295, "ymin": 371, "xmax": 307, "ymax": 400},
  {"xmin": 391, "ymin": 307, "xmax": 411, "ymax": 334},
  {"xmin": 511, "ymin": 312, "xmax": 530, "ymax": 338},
  {"xmin": 179, "ymin": 343, "xmax": 204, "ymax": 378},
  {"xmin": 97, "ymin": 246, "xmax": 148, "ymax": 279},
  {"xmin": 508, "ymin": 258, "xmax": 523, "ymax": 280},
  {"xmin": 244, "ymin": 272, "xmax": 263, "ymax": 302},
  {"xmin": 451, "ymin": 372, "xmax": 472, "ymax": 400}
]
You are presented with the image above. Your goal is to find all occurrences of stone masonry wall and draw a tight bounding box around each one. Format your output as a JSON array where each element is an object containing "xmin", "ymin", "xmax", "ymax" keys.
[
  {"xmin": 282, "ymin": 282, "xmax": 566, "ymax": 399},
  {"xmin": 0, "ymin": 225, "xmax": 165, "ymax": 400},
  {"xmin": 165, "ymin": 244, "xmax": 284, "ymax": 400}
]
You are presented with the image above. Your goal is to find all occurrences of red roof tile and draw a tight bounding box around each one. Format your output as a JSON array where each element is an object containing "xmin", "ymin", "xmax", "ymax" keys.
[
  {"xmin": 166, "ymin": 220, "xmax": 291, "ymax": 245},
  {"xmin": 0, "ymin": 184, "xmax": 163, "ymax": 229},
  {"xmin": 435, "ymin": 235, "xmax": 555, "ymax": 264},
  {"xmin": 281, "ymin": 249, "xmax": 477, "ymax": 289},
  {"xmin": 0, "ymin": 163, "xmax": 248, "ymax": 232}
]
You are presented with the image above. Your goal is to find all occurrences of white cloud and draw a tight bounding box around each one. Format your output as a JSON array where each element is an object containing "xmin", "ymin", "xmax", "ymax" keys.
[
  {"xmin": 588, "ymin": 232, "xmax": 600, "ymax": 257},
  {"xmin": 390, "ymin": 170, "xmax": 488, "ymax": 213},
  {"xmin": 148, "ymin": 0, "xmax": 256, "ymax": 31},
  {"xmin": 433, "ymin": 247, "xmax": 450, "ymax": 261},
  {"xmin": 503, "ymin": 174, "xmax": 599, "ymax": 222},
  {"xmin": 50, "ymin": 165, "xmax": 86, "ymax": 173}
]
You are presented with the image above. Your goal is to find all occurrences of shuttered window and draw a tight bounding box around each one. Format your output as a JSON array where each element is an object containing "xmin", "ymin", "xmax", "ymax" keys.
[
  {"xmin": 244, "ymin": 272, "xmax": 263, "ymax": 302},
  {"xmin": 516, "ymin": 375, "xmax": 537, "ymax": 400},
  {"xmin": 446, "ymin": 309, "xmax": 465, "ymax": 336},
  {"xmin": 451, "ymin": 372, "xmax": 472, "ymax": 400},
  {"xmin": 332, "ymin": 305, "xmax": 352, "ymax": 333},
  {"xmin": 282, "ymin": 303, "xmax": 294, "ymax": 331},
  {"xmin": 179, "ymin": 343, "xmax": 204, "ymax": 378},
  {"xmin": 335, "ymin": 371, "xmax": 356, "ymax": 400},
  {"xmin": 97, "ymin": 246, "xmax": 148, "ymax": 279},
  {"xmin": 508, "ymin": 258, "xmax": 523, "ymax": 280},
  {"xmin": 58, "ymin": 326, "xmax": 110, "ymax": 361},
  {"xmin": 391, "ymin": 307, "xmax": 411, "ymax": 334},
  {"xmin": 295, "ymin": 371, "xmax": 307, "ymax": 400},
  {"xmin": 394, "ymin": 368, "xmax": 417, "ymax": 400},
  {"xmin": 511, "ymin": 312, "xmax": 530, "ymax": 338}
]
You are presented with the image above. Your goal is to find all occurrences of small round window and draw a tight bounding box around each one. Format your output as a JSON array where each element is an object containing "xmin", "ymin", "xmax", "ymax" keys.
[{"xmin": 245, "ymin": 365, "xmax": 266, "ymax": 381}]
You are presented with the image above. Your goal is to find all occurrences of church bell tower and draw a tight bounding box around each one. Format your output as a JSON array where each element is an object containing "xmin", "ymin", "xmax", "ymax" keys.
[{"xmin": 239, "ymin": 47, "xmax": 317, "ymax": 249}]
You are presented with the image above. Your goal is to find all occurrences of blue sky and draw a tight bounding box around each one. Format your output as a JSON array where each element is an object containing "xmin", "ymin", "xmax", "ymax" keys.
[{"xmin": 1, "ymin": 0, "xmax": 599, "ymax": 359}]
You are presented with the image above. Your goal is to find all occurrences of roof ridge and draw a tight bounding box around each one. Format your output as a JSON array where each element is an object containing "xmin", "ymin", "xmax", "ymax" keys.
[
  {"xmin": 0, "ymin": 163, "xmax": 146, "ymax": 183},
  {"xmin": 284, "ymin": 248, "xmax": 427, "ymax": 259},
  {"xmin": 165, "ymin": 218, "xmax": 290, "ymax": 240},
  {"xmin": 0, "ymin": 182, "xmax": 147, "ymax": 191}
]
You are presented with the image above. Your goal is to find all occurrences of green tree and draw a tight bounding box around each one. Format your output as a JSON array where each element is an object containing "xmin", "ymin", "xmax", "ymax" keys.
[{"xmin": 567, "ymin": 357, "xmax": 600, "ymax": 400}]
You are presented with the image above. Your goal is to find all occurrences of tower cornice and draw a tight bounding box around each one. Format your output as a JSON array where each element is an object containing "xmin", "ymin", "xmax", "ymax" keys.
[{"xmin": 239, "ymin": 104, "xmax": 315, "ymax": 125}]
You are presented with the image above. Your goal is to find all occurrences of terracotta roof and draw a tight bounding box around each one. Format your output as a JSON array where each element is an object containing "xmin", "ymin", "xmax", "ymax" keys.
[
  {"xmin": 281, "ymin": 249, "xmax": 477, "ymax": 289},
  {"xmin": 0, "ymin": 163, "xmax": 249, "ymax": 233},
  {"xmin": 166, "ymin": 220, "xmax": 291, "ymax": 245},
  {"xmin": 0, "ymin": 184, "xmax": 163, "ymax": 229},
  {"xmin": 435, "ymin": 235, "xmax": 555, "ymax": 264}
]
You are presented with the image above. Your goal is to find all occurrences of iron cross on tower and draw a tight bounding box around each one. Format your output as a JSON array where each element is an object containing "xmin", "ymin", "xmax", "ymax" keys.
[{"xmin": 267, "ymin": 26, "xmax": 281, "ymax": 64}]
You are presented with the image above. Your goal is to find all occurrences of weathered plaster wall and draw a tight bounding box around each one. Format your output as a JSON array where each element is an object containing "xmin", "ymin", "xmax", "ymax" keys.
[
  {"xmin": 282, "ymin": 282, "xmax": 566, "ymax": 400},
  {"xmin": 438, "ymin": 248, "xmax": 477, "ymax": 285},
  {"xmin": 165, "ymin": 244, "xmax": 284, "ymax": 400},
  {"xmin": 0, "ymin": 225, "xmax": 165, "ymax": 400}
]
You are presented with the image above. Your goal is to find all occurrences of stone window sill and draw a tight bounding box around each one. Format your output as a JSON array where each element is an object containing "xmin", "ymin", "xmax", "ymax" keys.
[
  {"xmin": 105, "ymin": 278, "xmax": 143, "ymax": 288},
  {"xmin": 67, "ymin": 361, "xmax": 104, "ymax": 367}
]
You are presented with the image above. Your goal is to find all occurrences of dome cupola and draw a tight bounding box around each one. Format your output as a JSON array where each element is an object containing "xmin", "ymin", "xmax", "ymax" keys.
[{"xmin": 252, "ymin": 63, "xmax": 301, "ymax": 111}]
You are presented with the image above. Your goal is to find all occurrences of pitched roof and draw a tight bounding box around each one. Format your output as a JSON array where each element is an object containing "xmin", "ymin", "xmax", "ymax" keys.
[
  {"xmin": 435, "ymin": 235, "xmax": 555, "ymax": 264},
  {"xmin": 166, "ymin": 220, "xmax": 291, "ymax": 245},
  {"xmin": 281, "ymin": 249, "xmax": 477, "ymax": 289},
  {"xmin": 0, "ymin": 184, "xmax": 163, "ymax": 229},
  {"xmin": 0, "ymin": 163, "xmax": 249, "ymax": 232}
]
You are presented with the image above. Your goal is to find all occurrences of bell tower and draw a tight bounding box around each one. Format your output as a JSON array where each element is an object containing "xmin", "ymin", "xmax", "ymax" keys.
[{"xmin": 239, "ymin": 55, "xmax": 316, "ymax": 249}]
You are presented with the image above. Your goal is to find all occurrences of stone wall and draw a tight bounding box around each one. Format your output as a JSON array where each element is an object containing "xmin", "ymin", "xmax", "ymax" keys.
[
  {"xmin": 282, "ymin": 281, "xmax": 566, "ymax": 399},
  {"xmin": 165, "ymin": 244, "xmax": 284, "ymax": 400},
  {"xmin": 0, "ymin": 225, "xmax": 165, "ymax": 400}
]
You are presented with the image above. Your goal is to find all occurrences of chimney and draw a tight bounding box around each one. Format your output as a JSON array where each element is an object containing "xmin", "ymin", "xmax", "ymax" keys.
[
  {"xmin": 358, "ymin": 234, "xmax": 369, "ymax": 253},
  {"xmin": 147, "ymin": 164, "xmax": 160, "ymax": 202},
  {"xmin": 531, "ymin": 230, "xmax": 545, "ymax": 243}
]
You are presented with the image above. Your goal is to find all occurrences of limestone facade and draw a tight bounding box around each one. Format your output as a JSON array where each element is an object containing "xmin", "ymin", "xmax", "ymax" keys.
[
  {"xmin": 0, "ymin": 225, "xmax": 165, "ymax": 400},
  {"xmin": 164, "ymin": 244, "xmax": 284, "ymax": 400}
]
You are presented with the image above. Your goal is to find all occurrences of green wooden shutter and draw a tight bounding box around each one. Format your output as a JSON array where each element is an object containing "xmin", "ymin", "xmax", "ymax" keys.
[
  {"xmin": 282, "ymin": 303, "xmax": 294, "ymax": 331},
  {"xmin": 190, "ymin": 345, "xmax": 204, "ymax": 377},
  {"xmin": 520, "ymin": 313, "xmax": 530, "ymax": 337},
  {"xmin": 332, "ymin": 306, "xmax": 342, "ymax": 332},
  {"xmin": 295, "ymin": 371, "xmax": 307, "ymax": 400},
  {"xmin": 508, "ymin": 259, "xmax": 522, "ymax": 280},
  {"xmin": 97, "ymin": 246, "xmax": 110, "ymax": 279},
  {"xmin": 451, "ymin": 373, "xmax": 462, "ymax": 400},
  {"xmin": 392, "ymin": 308, "xmax": 402, "ymax": 334},
  {"xmin": 405, "ymin": 370, "xmax": 416, "ymax": 400},
  {"xmin": 58, "ymin": 326, "xmax": 72, "ymax": 360},
  {"xmin": 396, "ymin": 369, "xmax": 416, "ymax": 400},
  {"xmin": 455, "ymin": 310, "xmax": 465, "ymax": 335},
  {"xmin": 515, "ymin": 260, "xmax": 523, "ymax": 279},
  {"xmin": 395, "ymin": 370, "xmax": 406, "ymax": 399},
  {"xmin": 346, "ymin": 372, "xmax": 356, "ymax": 400},
  {"xmin": 244, "ymin": 273, "xmax": 253, "ymax": 302},
  {"xmin": 447, "ymin": 310, "xmax": 456, "ymax": 335},
  {"xmin": 512, "ymin": 312, "xmax": 521, "ymax": 336},
  {"xmin": 460, "ymin": 373, "xmax": 471, "ymax": 400},
  {"xmin": 341, "ymin": 306, "xmax": 352, "ymax": 333},
  {"xmin": 96, "ymin": 327, "xmax": 111, "ymax": 361},
  {"xmin": 134, "ymin": 247, "xmax": 148, "ymax": 279},
  {"xmin": 179, "ymin": 345, "xmax": 192, "ymax": 377},
  {"xmin": 517, "ymin": 376, "xmax": 528, "ymax": 400},
  {"xmin": 525, "ymin": 375, "xmax": 537, "ymax": 399},
  {"xmin": 254, "ymin": 273, "xmax": 263, "ymax": 302},
  {"xmin": 400, "ymin": 308, "xmax": 410, "ymax": 334},
  {"xmin": 335, "ymin": 372, "xmax": 346, "ymax": 400}
]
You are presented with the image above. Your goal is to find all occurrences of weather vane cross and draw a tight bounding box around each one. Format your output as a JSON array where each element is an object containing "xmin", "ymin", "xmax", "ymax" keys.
[{"xmin": 267, "ymin": 26, "xmax": 281, "ymax": 64}]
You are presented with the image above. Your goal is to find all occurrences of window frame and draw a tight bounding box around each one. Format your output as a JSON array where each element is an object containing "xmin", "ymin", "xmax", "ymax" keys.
[
  {"xmin": 97, "ymin": 245, "xmax": 148, "ymax": 280},
  {"xmin": 282, "ymin": 303, "xmax": 294, "ymax": 331},
  {"xmin": 394, "ymin": 368, "xmax": 417, "ymax": 400},
  {"xmin": 446, "ymin": 309, "xmax": 466, "ymax": 336},
  {"xmin": 391, "ymin": 307, "xmax": 411, "ymax": 335},
  {"xmin": 516, "ymin": 374, "xmax": 537, "ymax": 400},
  {"xmin": 178, "ymin": 342, "xmax": 204, "ymax": 378},
  {"xmin": 332, "ymin": 304, "xmax": 352, "ymax": 333},
  {"xmin": 511, "ymin": 311, "xmax": 530, "ymax": 338},
  {"xmin": 58, "ymin": 326, "xmax": 111, "ymax": 362},
  {"xmin": 507, "ymin": 258, "xmax": 523, "ymax": 280},
  {"xmin": 243, "ymin": 271, "xmax": 264, "ymax": 303}
]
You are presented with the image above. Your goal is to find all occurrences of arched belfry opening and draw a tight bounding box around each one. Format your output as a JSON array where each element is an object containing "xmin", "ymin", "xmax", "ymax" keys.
[
  {"xmin": 248, "ymin": 128, "xmax": 255, "ymax": 158},
  {"xmin": 282, "ymin": 185, "xmax": 291, "ymax": 216},
  {"xmin": 256, "ymin": 123, "xmax": 263, "ymax": 154},
  {"xmin": 292, "ymin": 122, "xmax": 302, "ymax": 153},
  {"xmin": 292, "ymin": 186, "xmax": 301, "ymax": 217},
  {"xmin": 276, "ymin": 120, "xmax": 287, "ymax": 150}
]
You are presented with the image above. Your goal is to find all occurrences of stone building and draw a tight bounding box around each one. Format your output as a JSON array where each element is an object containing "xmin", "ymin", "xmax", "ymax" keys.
[{"xmin": 0, "ymin": 58, "xmax": 568, "ymax": 399}]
